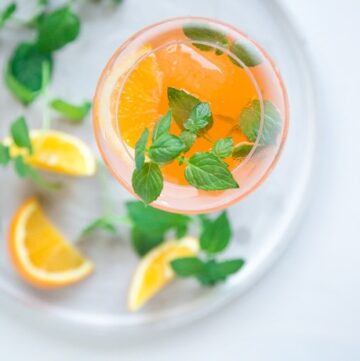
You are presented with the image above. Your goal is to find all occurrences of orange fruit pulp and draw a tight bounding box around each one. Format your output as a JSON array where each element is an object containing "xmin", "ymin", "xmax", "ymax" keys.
[{"xmin": 117, "ymin": 27, "xmax": 258, "ymax": 186}]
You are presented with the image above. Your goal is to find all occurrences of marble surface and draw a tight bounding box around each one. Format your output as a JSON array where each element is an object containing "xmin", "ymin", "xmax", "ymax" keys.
[{"xmin": 0, "ymin": 0, "xmax": 359, "ymax": 359}]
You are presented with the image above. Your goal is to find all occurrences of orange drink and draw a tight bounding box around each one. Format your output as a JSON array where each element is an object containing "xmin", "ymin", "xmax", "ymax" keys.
[{"xmin": 93, "ymin": 17, "xmax": 288, "ymax": 214}]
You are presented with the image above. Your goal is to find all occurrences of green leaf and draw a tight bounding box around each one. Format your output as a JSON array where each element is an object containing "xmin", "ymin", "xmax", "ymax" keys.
[
  {"xmin": 179, "ymin": 131, "xmax": 196, "ymax": 152},
  {"xmin": 168, "ymin": 87, "xmax": 200, "ymax": 128},
  {"xmin": 13, "ymin": 156, "xmax": 28, "ymax": 177},
  {"xmin": 152, "ymin": 111, "xmax": 172, "ymax": 142},
  {"xmin": 183, "ymin": 23, "xmax": 228, "ymax": 55},
  {"xmin": 212, "ymin": 137, "xmax": 233, "ymax": 158},
  {"xmin": 131, "ymin": 226, "xmax": 163, "ymax": 256},
  {"xmin": 0, "ymin": 2, "xmax": 16, "ymax": 29},
  {"xmin": 239, "ymin": 100, "xmax": 281, "ymax": 145},
  {"xmin": 134, "ymin": 128, "xmax": 149, "ymax": 170},
  {"xmin": 132, "ymin": 162, "xmax": 163, "ymax": 204},
  {"xmin": 149, "ymin": 134, "xmax": 185, "ymax": 164},
  {"xmin": 229, "ymin": 41, "xmax": 263, "ymax": 68},
  {"xmin": 185, "ymin": 152, "xmax": 239, "ymax": 191},
  {"xmin": 200, "ymin": 211, "xmax": 231, "ymax": 254},
  {"xmin": 36, "ymin": 6, "xmax": 80, "ymax": 52},
  {"xmin": 0, "ymin": 144, "xmax": 10, "ymax": 165},
  {"xmin": 81, "ymin": 215, "xmax": 118, "ymax": 236},
  {"xmin": 184, "ymin": 102, "xmax": 213, "ymax": 134},
  {"xmin": 126, "ymin": 201, "xmax": 191, "ymax": 255},
  {"xmin": 171, "ymin": 257, "xmax": 204, "ymax": 277},
  {"xmin": 5, "ymin": 42, "xmax": 53, "ymax": 105},
  {"xmin": 196, "ymin": 259, "xmax": 245, "ymax": 286},
  {"xmin": 49, "ymin": 99, "xmax": 91, "ymax": 122},
  {"xmin": 26, "ymin": 166, "xmax": 62, "ymax": 190},
  {"xmin": 10, "ymin": 116, "xmax": 32, "ymax": 153},
  {"xmin": 232, "ymin": 142, "xmax": 253, "ymax": 159}
]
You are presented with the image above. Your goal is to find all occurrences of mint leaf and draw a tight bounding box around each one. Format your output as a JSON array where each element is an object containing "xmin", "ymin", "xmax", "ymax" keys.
[
  {"xmin": 49, "ymin": 99, "xmax": 91, "ymax": 122},
  {"xmin": 183, "ymin": 23, "xmax": 228, "ymax": 55},
  {"xmin": 13, "ymin": 156, "xmax": 28, "ymax": 177},
  {"xmin": 5, "ymin": 43, "xmax": 53, "ymax": 105},
  {"xmin": 185, "ymin": 152, "xmax": 239, "ymax": 191},
  {"xmin": 239, "ymin": 100, "xmax": 281, "ymax": 145},
  {"xmin": 212, "ymin": 137, "xmax": 233, "ymax": 158},
  {"xmin": 132, "ymin": 162, "xmax": 163, "ymax": 204},
  {"xmin": 232, "ymin": 142, "xmax": 253, "ymax": 159},
  {"xmin": 126, "ymin": 201, "xmax": 191, "ymax": 256},
  {"xmin": 152, "ymin": 111, "xmax": 172, "ymax": 142},
  {"xmin": 184, "ymin": 102, "xmax": 213, "ymax": 134},
  {"xmin": 0, "ymin": 144, "xmax": 10, "ymax": 165},
  {"xmin": 134, "ymin": 128, "xmax": 149, "ymax": 170},
  {"xmin": 171, "ymin": 257, "xmax": 204, "ymax": 277},
  {"xmin": 149, "ymin": 134, "xmax": 185, "ymax": 164},
  {"xmin": 0, "ymin": 2, "xmax": 16, "ymax": 29},
  {"xmin": 200, "ymin": 211, "xmax": 231, "ymax": 254},
  {"xmin": 11, "ymin": 116, "xmax": 32, "ymax": 153},
  {"xmin": 229, "ymin": 41, "xmax": 263, "ymax": 68},
  {"xmin": 179, "ymin": 131, "xmax": 196, "ymax": 151},
  {"xmin": 168, "ymin": 87, "xmax": 200, "ymax": 128},
  {"xmin": 196, "ymin": 259, "xmax": 245, "ymax": 286},
  {"xmin": 36, "ymin": 6, "xmax": 80, "ymax": 52}
]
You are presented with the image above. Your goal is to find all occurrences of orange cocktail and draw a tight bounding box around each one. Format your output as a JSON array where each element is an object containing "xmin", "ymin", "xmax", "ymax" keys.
[{"xmin": 93, "ymin": 17, "xmax": 288, "ymax": 214}]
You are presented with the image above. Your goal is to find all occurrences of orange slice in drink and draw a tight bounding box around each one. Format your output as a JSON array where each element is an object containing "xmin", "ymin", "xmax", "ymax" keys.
[
  {"xmin": 8, "ymin": 198, "xmax": 94, "ymax": 288},
  {"xmin": 128, "ymin": 236, "xmax": 199, "ymax": 311}
]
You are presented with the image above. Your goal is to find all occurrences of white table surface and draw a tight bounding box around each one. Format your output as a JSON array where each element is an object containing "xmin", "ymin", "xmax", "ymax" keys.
[{"xmin": 1, "ymin": 0, "xmax": 359, "ymax": 359}]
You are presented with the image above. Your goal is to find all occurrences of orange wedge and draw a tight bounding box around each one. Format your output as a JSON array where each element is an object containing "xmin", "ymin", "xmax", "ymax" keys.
[
  {"xmin": 118, "ymin": 52, "xmax": 163, "ymax": 148},
  {"xmin": 6, "ymin": 130, "xmax": 96, "ymax": 176},
  {"xmin": 128, "ymin": 236, "xmax": 199, "ymax": 311},
  {"xmin": 9, "ymin": 198, "xmax": 94, "ymax": 288}
]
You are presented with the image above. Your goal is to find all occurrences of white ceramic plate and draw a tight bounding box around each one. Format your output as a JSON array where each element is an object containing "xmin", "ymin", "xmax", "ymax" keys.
[{"xmin": 0, "ymin": 0, "xmax": 317, "ymax": 334}]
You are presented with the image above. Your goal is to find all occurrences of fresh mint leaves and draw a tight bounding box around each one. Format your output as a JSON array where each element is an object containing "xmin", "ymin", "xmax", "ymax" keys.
[
  {"xmin": 183, "ymin": 23, "xmax": 228, "ymax": 55},
  {"xmin": 0, "ymin": 2, "xmax": 16, "ymax": 29},
  {"xmin": 179, "ymin": 131, "xmax": 196, "ymax": 151},
  {"xmin": 36, "ymin": 6, "xmax": 80, "ymax": 52},
  {"xmin": 126, "ymin": 201, "xmax": 191, "ymax": 256},
  {"xmin": 168, "ymin": 87, "xmax": 200, "ymax": 128},
  {"xmin": 152, "ymin": 112, "xmax": 172, "ymax": 142},
  {"xmin": 5, "ymin": 43, "xmax": 53, "ymax": 105},
  {"xmin": 229, "ymin": 41, "xmax": 263, "ymax": 68},
  {"xmin": 199, "ymin": 211, "xmax": 232, "ymax": 254},
  {"xmin": 184, "ymin": 102, "xmax": 213, "ymax": 134},
  {"xmin": 1, "ymin": 116, "xmax": 60, "ymax": 190},
  {"xmin": 132, "ymin": 162, "xmax": 163, "ymax": 204},
  {"xmin": 171, "ymin": 257, "xmax": 245, "ymax": 286},
  {"xmin": 134, "ymin": 128, "xmax": 149, "ymax": 170},
  {"xmin": 212, "ymin": 137, "xmax": 233, "ymax": 159},
  {"xmin": 185, "ymin": 152, "xmax": 238, "ymax": 191},
  {"xmin": 239, "ymin": 100, "xmax": 281, "ymax": 145},
  {"xmin": 232, "ymin": 142, "xmax": 253, "ymax": 159},
  {"xmin": 49, "ymin": 99, "xmax": 91, "ymax": 122},
  {"xmin": 10, "ymin": 116, "xmax": 33, "ymax": 153},
  {"xmin": 149, "ymin": 134, "xmax": 185, "ymax": 163}
]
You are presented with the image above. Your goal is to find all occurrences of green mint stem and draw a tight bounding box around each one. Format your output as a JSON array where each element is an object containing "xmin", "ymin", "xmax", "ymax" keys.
[{"xmin": 41, "ymin": 61, "xmax": 51, "ymax": 130}]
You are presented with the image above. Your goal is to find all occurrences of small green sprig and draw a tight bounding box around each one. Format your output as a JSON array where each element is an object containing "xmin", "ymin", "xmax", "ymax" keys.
[{"xmin": 0, "ymin": 116, "xmax": 61, "ymax": 190}]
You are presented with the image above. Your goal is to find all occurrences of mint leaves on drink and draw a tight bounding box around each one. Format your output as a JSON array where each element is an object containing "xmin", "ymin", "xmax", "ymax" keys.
[
  {"xmin": 185, "ymin": 152, "xmax": 238, "ymax": 191},
  {"xmin": 232, "ymin": 142, "xmax": 253, "ymax": 159},
  {"xmin": 183, "ymin": 23, "xmax": 263, "ymax": 67},
  {"xmin": 132, "ymin": 90, "xmax": 240, "ymax": 204},
  {"xmin": 212, "ymin": 137, "xmax": 233, "ymax": 159},
  {"xmin": 239, "ymin": 100, "xmax": 281, "ymax": 145},
  {"xmin": 0, "ymin": 116, "xmax": 60, "ymax": 190}
]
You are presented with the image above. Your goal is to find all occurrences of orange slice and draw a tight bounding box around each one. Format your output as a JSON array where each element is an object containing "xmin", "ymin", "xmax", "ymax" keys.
[
  {"xmin": 118, "ymin": 51, "xmax": 163, "ymax": 148},
  {"xmin": 128, "ymin": 236, "xmax": 199, "ymax": 311},
  {"xmin": 8, "ymin": 198, "xmax": 94, "ymax": 288},
  {"xmin": 7, "ymin": 130, "xmax": 96, "ymax": 176}
]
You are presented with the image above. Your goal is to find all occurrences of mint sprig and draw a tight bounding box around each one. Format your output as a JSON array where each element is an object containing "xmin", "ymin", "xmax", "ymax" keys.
[
  {"xmin": 212, "ymin": 137, "xmax": 233, "ymax": 159},
  {"xmin": 184, "ymin": 102, "xmax": 213, "ymax": 134},
  {"xmin": 0, "ymin": 2, "xmax": 16, "ymax": 29},
  {"xmin": 49, "ymin": 99, "xmax": 91, "ymax": 122},
  {"xmin": 134, "ymin": 128, "xmax": 149, "ymax": 170}
]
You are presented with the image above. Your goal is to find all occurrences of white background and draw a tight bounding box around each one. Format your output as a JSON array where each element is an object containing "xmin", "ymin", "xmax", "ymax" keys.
[{"xmin": 1, "ymin": 0, "xmax": 359, "ymax": 359}]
